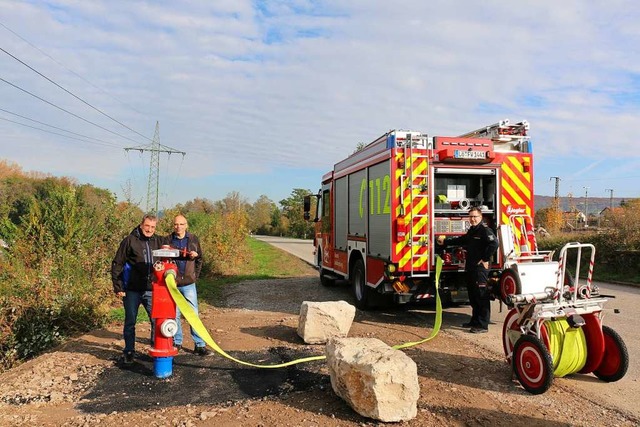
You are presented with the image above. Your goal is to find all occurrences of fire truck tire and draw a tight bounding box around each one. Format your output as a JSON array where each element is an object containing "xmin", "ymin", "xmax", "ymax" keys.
[
  {"xmin": 499, "ymin": 268, "xmax": 521, "ymax": 306},
  {"xmin": 512, "ymin": 334, "xmax": 554, "ymax": 395},
  {"xmin": 594, "ymin": 325, "xmax": 629, "ymax": 382},
  {"xmin": 320, "ymin": 268, "xmax": 335, "ymax": 287},
  {"xmin": 351, "ymin": 259, "xmax": 369, "ymax": 310}
]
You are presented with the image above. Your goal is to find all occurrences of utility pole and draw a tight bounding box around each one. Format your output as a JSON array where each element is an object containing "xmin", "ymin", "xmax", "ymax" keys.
[
  {"xmin": 125, "ymin": 121, "xmax": 186, "ymax": 214},
  {"xmin": 549, "ymin": 176, "xmax": 561, "ymax": 211},
  {"xmin": 583, "ymin": 186, "xmax": 590, "ymax": 226},
  {"xmin": 606, "ymin": 188, "xmax": 614, "ymax": 209}
]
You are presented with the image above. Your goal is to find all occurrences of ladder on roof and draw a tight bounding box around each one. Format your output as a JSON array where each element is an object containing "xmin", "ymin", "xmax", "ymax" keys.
[{"xmin": 459, "ymin": 119, "xmax": 530, "ymax": 143}]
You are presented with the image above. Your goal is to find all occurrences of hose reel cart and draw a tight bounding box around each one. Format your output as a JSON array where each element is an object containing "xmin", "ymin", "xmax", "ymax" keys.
[{"xmin": 497, "ymin": 215, "xmax": 629, "ymax": 394}]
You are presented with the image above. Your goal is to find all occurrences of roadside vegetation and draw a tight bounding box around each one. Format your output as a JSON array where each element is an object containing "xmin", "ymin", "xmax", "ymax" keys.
[
  {"xmin": 1, "ymin": 157, "xmax": 637, "ymax": 373},
  {"xmin": 536, "ymin": 199, "xmax": 640, "ymax": 284},
  {"xmin": 0, "ymin": 160, "xmax": 314, "ymax": 373}
]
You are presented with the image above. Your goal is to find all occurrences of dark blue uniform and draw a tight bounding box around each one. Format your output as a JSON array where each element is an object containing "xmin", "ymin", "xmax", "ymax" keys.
[{"xmin": 445, "ymin": 223, "xmax": 498, "ymax": 330}]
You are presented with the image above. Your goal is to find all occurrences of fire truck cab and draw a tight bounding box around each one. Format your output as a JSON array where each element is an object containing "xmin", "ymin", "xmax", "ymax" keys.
[{"xmin": 304, "ymin": 119, "xmax": 533, "ymax": 309}]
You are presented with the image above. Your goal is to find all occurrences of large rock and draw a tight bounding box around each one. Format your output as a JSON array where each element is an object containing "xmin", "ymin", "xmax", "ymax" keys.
[
  {"xmin": 297, "ymin": 301, "xmax": 355, "ymax": 344},
  {"xmin": 325, "ymin": 337, "xmax": 419, "ymax": 422}
]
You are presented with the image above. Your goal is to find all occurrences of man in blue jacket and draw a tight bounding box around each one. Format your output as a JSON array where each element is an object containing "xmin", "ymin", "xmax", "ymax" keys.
[
  {"xmin": 169, "ymin": 214, "xmax": 210, "ymax": 356},
  {"xmin": 111, "ymin": 214, "xmax": 162, "ymax": 364}
]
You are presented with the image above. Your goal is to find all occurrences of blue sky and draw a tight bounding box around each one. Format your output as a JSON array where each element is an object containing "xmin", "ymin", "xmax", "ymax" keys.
[{"xmin": 1, "ymin": 1, "xmax": 639, "ymax": 210}]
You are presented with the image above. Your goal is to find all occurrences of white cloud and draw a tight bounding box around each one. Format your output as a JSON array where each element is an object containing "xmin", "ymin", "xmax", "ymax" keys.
[{"xmin": 1, "ymin": 0, "xmax": 639, "ymax": 206}]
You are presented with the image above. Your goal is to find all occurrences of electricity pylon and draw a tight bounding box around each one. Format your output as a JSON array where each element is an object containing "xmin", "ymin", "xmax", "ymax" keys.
[
  {"xmin": 550, "ymin": 176, "xmax": 561, "ymax": 211},
  {"xmin": 125, "ymin": 121, "xmax": 186, "ymax": 214}
]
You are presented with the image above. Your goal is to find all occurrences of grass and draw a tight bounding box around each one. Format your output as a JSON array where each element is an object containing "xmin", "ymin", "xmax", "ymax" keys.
[
  {"xmin": 594, "ymin": 269, "xmax": 640, "ymax": 285},
  {"xmin": 197, "ymin": 237, "xmax": 314, "ymax": 304},
  {"xmin": 108, "ymin": 307, "xmax": 150, "ymax": 323},
  {"xmin": 108, "ymin": 236, "xmax": 315, "ymax": 321}
]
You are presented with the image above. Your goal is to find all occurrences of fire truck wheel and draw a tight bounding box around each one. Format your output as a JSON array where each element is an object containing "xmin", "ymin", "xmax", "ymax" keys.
[
  {"xmin": 320, "ymin": 268, "xmax": 335, "ymax": 287},
  {"xmin": 499, "ymin": 269, "xmax": 521, "ymax": 306},
  {"xmin": 351, "ymin": 259, "xmax": 369, "ymax": 309},
  {"xmin": 512, "ymin": 334, "xmax": 554, "ymax": 395},
  {"xmin": 594, "ymin": 325, "xmax": 629, "ymax": 382}
]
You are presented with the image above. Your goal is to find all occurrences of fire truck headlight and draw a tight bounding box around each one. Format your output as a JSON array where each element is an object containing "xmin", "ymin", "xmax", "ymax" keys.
[
  {"xmin": 160, "ymin": 319, "xmax": 178, "ymax": 337},
  {"xmin": 386, "ymin": 263, "xmax": 397, "ymax": 275}
]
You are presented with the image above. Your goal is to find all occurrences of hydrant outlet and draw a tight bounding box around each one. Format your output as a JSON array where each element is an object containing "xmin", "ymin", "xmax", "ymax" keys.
[{"xmin": 160, "ymin": 319, "xmax": 178, "ymax": 337}]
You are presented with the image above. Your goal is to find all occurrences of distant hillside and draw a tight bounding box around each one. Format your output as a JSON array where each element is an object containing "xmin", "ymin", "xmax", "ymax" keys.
[{"xmin": 534, "ymin": 195, "xmax": 629, "ymax": 215}]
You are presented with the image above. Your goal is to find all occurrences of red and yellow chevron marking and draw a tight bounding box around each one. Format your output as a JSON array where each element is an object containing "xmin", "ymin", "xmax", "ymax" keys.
[
  {"xmin": 500, "ymin": 154, "xmax": 534, "ymax": 245},
  {"xmin": 393, "ymin": 149, "xmax": 429, "ymax": 270}
]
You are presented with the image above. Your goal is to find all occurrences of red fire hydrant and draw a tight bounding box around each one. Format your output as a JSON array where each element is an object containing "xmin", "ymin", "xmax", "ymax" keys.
[{"xmin": 149, "ymin": 247, "xmax": 180, "ymax": 378}]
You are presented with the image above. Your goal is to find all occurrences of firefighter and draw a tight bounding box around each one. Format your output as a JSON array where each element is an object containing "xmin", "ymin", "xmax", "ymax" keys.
[{"xmin": 437, "ymin": 207, "xmax": 498, "ymax": 333}]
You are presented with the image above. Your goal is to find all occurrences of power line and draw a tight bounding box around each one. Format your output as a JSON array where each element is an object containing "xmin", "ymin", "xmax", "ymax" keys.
[
  {"xmin": 0, "ymin": 76, "xmax": 141, "ymax": 145},
  {"xmin": 0, "ymin": 21, "xmax": 147, "ymax": 116},
  {"xmin": 560, "ymin": 175, "xmax": 640, "ymax": 183},
  {"xmin": 0, "ymin": 107, "xmax": 121, "ymax": 147},
  {"xmin": 0, "ymin": 115, "xmax": 121, "ymax": 148},
  {"xmin": 0, "ymin": 46, "xmax": 152, "ymax": 143}
]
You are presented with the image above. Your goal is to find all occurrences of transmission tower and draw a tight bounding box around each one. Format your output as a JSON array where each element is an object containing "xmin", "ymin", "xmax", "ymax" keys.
[
  {"xmin": 606, "ymin": 188, "xmax": 614, "ymax": 209},
  {"xmin": 550, "ymin": 176, "xmax": 561, "ymax": 211},
  {"xmin": 125, "ymin": 121, "xmax": 186, "ymax": 214}
]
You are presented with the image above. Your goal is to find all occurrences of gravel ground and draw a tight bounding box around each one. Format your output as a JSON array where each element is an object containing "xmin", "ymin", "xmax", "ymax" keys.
[{"xmin": 0, "ymin": 266, "xmax": 638, "ymax": 427}]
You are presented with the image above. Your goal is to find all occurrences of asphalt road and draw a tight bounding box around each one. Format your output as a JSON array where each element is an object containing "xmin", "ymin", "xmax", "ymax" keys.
[{"xmin": 253, "ymin": 234, "xmax": 640, "ymax": 418}]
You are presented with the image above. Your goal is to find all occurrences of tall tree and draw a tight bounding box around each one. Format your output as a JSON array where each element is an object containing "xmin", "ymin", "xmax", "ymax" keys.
[
  {"xmin": 249, "ymin": 195, "xmax": 276, "ymax": 234},
  {"xmin": 279, "ymin": 188, "xmax": 314, "ymax": 238}
]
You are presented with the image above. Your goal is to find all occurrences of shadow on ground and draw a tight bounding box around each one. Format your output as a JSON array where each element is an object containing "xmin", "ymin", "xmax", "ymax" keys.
[{"xmin": 77, "ymin": 347, "xmax": 328, "ymax": 414}]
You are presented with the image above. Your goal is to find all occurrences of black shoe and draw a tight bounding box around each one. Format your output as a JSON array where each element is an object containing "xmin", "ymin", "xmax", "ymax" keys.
[
  {"xmin": 123, "ymin": 351, "xmax": 134, "ymax": 365},
  {"xmin": 469, "ymin": 327, "xmax": 488, "ymax": 334},
  {"xmin": 194, "ymin": 346, "xmax": 211, "ymax": 356},
  {"xmin": 461, "ymin": 322, "xmax": 478, "ymax": 328},
  {"xmin": 174, "ymin": 344, "xmax": 182, "ymax": 353}
]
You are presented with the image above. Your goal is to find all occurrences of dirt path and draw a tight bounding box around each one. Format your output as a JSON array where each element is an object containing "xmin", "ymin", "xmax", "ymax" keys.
[{"xmin": 0, "ymin": 267, "xmax": 638, "ymax": 426}]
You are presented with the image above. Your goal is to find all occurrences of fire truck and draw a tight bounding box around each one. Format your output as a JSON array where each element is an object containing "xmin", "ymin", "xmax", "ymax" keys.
[{"xmin": 303, "ymin": 119, "xmax": 534, "ymax": 309}]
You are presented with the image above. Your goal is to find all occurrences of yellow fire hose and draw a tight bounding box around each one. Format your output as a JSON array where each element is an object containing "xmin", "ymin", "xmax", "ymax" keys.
[
  {"xmin": 545, "ymin": 319, "xmax": 587, "ymax": 377},
  {"xmin": 165, "ymin": 256, "xmax": 444, "ymax": 368}
]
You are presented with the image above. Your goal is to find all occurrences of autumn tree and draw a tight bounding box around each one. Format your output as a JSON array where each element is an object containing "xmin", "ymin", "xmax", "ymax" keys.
[{"xmin": 248, "ymin": 195, "xmax": 276, "ymax": 235}]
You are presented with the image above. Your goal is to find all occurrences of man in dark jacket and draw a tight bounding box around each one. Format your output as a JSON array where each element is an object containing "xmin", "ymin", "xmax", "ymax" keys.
[
  {"xmin": 437, "ymin": 207, "xmax": 499, "ymax": 333},
  {"xmin": 168, "ymin": 214, "xmax": 210, "ymax": 356},
  {"xmin": 111, "ymin": 214, "xmax": 162, "ymax": 364}
]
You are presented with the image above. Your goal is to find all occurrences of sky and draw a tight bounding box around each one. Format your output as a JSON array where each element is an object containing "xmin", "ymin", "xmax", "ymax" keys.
[{"xmin": 1, "ymin": 1, "xmax": 639, "ymax": 211}]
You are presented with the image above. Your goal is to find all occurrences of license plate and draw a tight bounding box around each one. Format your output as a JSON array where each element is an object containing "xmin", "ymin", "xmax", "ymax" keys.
[{"xmin": 454, "ymin": 150, "xmax": 486, "ymax": 159}]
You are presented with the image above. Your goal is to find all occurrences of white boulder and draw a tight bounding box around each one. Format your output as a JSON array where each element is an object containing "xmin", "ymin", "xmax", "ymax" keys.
[
  {"xmin": 297, "ymin": 300, "xmax": 355, "ymax": 344},
  {"xmin": 325, "ymin": 337, "xmax": 419, "ymax": 422}
]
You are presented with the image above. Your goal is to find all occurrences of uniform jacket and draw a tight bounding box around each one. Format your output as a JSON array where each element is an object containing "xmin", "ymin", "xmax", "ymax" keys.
[
  {"xmin": 168, "ymin": 231, "xmax": 203, "ymax": 286},
  {"xmin": 111, "ymin": 226, "xmax": 163, "ymax": 293},
  {"xmin": 445, "ymin": 223, "xmax": 498, "ymax": 272}
]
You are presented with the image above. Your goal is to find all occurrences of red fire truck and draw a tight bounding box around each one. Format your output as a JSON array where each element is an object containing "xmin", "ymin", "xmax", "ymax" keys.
[{"xmin": 304, "ymin": 119, "xmax": 534, "ymax": 309}]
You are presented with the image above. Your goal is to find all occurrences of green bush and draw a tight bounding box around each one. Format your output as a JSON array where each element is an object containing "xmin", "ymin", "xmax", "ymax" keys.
[{"xmin": 538, "ymin": 231, "xmax": 640, "ymax": 283}]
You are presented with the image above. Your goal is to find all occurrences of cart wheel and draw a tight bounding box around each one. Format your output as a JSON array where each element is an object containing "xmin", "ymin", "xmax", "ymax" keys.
[
  {"xmin": 578, "ymin": 313, "xmax": 605, "ymax": 374},
  {"xmin": 500, "ymin": 268, "xmax": 521, "ymax": 305},
  {"xmin": 502, "ymin": 308, "xmax": 521, "ymax": 363},
  {"xmin": 512, "ymin": 334, "xmax": 554, "ymax": 395},
  {"xmin": 594, "ymin": 325, "xmax": 629, "ymax": 382}
]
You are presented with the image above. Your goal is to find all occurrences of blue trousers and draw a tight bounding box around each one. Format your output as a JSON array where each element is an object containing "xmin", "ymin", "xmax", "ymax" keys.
[
  {"xmin": 122, "ymin": 290, "xmax": 154, "ymax": 353},
  {"xmin": 174, "ymin": 283, "xmax": 206, "ymax": 348}
]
